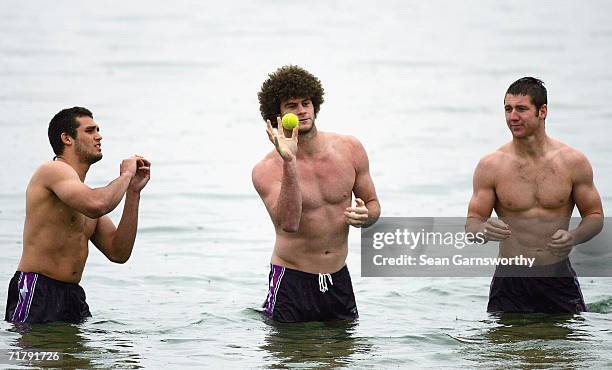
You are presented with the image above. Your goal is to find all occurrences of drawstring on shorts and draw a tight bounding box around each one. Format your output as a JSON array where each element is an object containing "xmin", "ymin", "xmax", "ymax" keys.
[{"xmin": 318, "ymin": 273, "xmax": 333, "ymax": 293}]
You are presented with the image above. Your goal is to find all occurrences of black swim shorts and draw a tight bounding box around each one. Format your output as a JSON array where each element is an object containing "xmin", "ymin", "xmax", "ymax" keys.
[
  {"xmin": 262, "ymin": 264, "xmax": 358, "ymax": 323},
  {"xmin": 487, "ymin": 259, "xmax": 586, "ymax": 314},
  {"xmin": 5, "ymin": 271, "xmax": 91, "ymax": 324}
]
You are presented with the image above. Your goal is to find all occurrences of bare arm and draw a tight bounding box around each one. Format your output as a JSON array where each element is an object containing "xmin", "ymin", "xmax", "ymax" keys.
[
  {"xmin": 44, "ymin": 160, "xmax": 136, "ymax": 219},
  {"xmin": 465, "ymin": 155, "xmax": 511, "ymax": 241},
  {"xmin": 253, "ymin": 119, "xmax": 301, "ymax": 233},
  {"xmin": 253, "ymin": 158, "xmax": 301, "ymax": 233},
  {"xmin": 91, "ymin": 159, "xmax": 151, "ymax": 263},
  {"xmin": 276, "ymin": 159, "xmax": 302, "ymax": 232},
  {"xmin": 344, "ymin": 137, "xmax": 380, "ymax": 228},
  {"xmin": 549, "ymin": 153, "xmax": 603, "ymax": 253}
]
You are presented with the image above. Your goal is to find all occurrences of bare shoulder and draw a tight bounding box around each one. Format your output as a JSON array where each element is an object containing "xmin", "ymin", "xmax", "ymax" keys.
[
  {"xmin": 553, "ymin": 141, "xmax": 593, "ymax": 179},
  {"xmin": 323, "ymin": 132, "xmax": 367, "ymax": 160},
  {"xmin": 252, "ymin": 151, "xmax": 281, "ymax": 191},
  {"xmin": 331, "ymin": 133, "xmax": 370, "ymax": 172},
  {"xmin": 476, "ymin": 146, "xmax": 508, "ymax": 172},
  {"xmin": 31, "ymin": 160, "xmax": 78, "ymax": 185},
  {"xmin": 326, "ymin": 132, "xmax": 364, "ymax": 148},
  {"xmin": 252, "ymin": 151, "xmax": 280, "ymax": 174},
  {"xmin": 555, "ymin": 141, "xmax": 590, "ymax": 166}
]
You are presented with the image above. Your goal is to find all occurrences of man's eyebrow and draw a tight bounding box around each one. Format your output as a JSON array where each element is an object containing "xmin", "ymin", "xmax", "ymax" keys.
[{"xmin": 84, "ymin": 125, "xmax": 98, "ymax": 130}]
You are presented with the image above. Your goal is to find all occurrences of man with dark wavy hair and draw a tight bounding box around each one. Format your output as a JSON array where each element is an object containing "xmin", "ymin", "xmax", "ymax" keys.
[
  {"xmin": 466, "ymin": 77, "xmax": 603, "ymax": 313},
  {"xmin": 5, "ymin": 107, "xmax": 151, "ymax": 324},
  {"xmin": 253, "ymin": 65, "xmax": 380, "ymax": 322}
]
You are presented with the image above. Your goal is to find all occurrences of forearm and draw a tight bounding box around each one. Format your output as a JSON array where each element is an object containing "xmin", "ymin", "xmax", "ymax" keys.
[
  {"xmin": 363, "ymin": 200, "xmax": 381, "ymax": 227},
  {"xmin": 571, "ymin": 215, "xmax": 604, "ymax": 246},
  {"xmin": 109, "ymin": 190, "xmax": 141, "ymax": 263},
  {"xmin": 275, "ymin": 159, "xmax": 302, "ymax": 232},
  {"xmin": 93, "ymin": 174, "xmax": 132, "ymax": 214}
]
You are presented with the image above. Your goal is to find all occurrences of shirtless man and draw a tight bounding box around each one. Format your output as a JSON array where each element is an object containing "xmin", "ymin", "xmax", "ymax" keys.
[
  {"xmin": 466, "ymin": 77, "xmax": 603, "ymax": 313},
  {"xmin": 253, "ymin": 65, "xmax": 380, "ymax": 322},
  {"xmin": 5, "ymin": 107, "xmax": 151, "ymax": 324}
]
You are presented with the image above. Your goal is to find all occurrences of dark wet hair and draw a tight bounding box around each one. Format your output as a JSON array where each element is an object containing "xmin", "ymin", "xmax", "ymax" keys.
[
  {"xmin": 48, "ymin": 107, "xmax": 93, "ymax": 155},
  {"xmin": 258, "ymin": 65, "xmax": 325, "ymax": 127},
  {"xmin": 505, "ymin": 77, "xmax": 547, "ymax": 111}
]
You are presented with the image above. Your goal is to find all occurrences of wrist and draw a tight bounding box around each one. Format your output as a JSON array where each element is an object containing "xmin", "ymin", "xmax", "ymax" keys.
[
  {"xmin": 569, "ymin": 230, "xmax": 579, "ymax": 244},
  {"xmin": 282, "ymin": 156, "xmax": 297, "ymax": 166},
  {"xmin": 127, "ymin": 188, "xmax": 141, "ymax": 198}
]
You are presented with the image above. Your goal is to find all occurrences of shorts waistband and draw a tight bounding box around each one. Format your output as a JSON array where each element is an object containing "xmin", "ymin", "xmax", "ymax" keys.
[
  {"xmin": 270, "ymin": 264, "xmax": 349, "ymax": 279},
  {"xmin": 493, "ymin": 258, "xmax": 576, "ymax": 278},
  {"xmin": 14, "ymin": 271, "xmax": 82, "ymax": 288}
]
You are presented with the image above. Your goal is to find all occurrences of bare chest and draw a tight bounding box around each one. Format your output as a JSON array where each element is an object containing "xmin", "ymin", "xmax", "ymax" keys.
[
  {"xmin": 297, "ymin": 157, "xmax": 355, "ymax": 209},
  {"xmin": 36, "ymin": 191, "xmax": 98, "ymax": 238},
  {"xmin": 495, "ymin": 159, "xmax": 573, "ymax": 212}
]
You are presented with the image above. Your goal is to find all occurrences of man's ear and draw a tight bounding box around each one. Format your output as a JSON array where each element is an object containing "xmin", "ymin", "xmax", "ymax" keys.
[
  {"xmin": 539, "ymin": 104, "xmax": 548, "ymax": 120},
  {"xmin": 61, "ymin": 133, "xmax": 72, "ymax": 146}
]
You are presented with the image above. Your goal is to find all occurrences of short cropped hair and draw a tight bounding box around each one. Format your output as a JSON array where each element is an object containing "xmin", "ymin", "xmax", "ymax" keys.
[
  {"xmin": 48, "ymin": 107, "xmax": 93, "ymax": 155},
  {"xmin": 506, "ymin": 77, "xmax": 547, "ymax": 111},
  {"xmin": 258, "ymin": 65, "xmax": 325, "ymax": 127}
]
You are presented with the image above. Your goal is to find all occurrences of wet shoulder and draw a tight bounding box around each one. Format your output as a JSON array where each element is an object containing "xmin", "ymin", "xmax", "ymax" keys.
[
  {"xmin": 322, "ymin": 132, "xmax": 365, "ymax": 155},
  {"xmin": 252, "ymin": 150, "xmax": 282, "ymax": 188},
  {"xmin": 476, "ymin": 145, "xmax": 510, "ymax": 172},
  {"xmin": 552, "ymin": 140, "xmax": 588, "ymax": 165},
  {"xmin": 30, "ymin": 161, "xmax": 74, "ymax": 186},
  {"xmin": 551, "ymin": 140, "xmax": 592, "ymax": 179}
]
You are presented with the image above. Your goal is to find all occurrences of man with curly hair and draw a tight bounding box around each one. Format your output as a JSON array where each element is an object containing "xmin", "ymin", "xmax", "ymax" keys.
[{"xmin": 253, "ymin": 65, "xmax": 380, "ymax": 322}]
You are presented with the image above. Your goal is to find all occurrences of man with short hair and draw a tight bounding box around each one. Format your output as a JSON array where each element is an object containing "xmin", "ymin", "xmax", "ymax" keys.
[
  {"xmin": 253, "ymin": 65, "xmax": 380, "ymax": 322},
  {"xmin": 5, "ymin": 107, "xmax": 151, "ymax": 324},
  {"xmin": 466, "ymin": 77, "xmax": 603, "ymax": 313}
]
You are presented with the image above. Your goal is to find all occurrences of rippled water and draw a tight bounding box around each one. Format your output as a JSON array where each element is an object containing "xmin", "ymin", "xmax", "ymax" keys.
[{"xmin": 1, "ymin": 0, "xmax": 611, "ymax": 368}]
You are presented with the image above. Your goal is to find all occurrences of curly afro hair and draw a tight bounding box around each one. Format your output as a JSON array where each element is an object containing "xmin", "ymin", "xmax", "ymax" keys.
[{"xmin": 258, "ymin": 65, "xmax": 325, "ymax": 128}]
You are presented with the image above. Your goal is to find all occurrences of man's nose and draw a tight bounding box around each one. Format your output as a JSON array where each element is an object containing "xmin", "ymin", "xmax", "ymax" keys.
[
  {"xmin": 509, "ymin": 110, "xmax": 519, "ymax": 120},
  {"xmin": 297, "ymin": 104, "xmax": 307, "ymax": 115}
]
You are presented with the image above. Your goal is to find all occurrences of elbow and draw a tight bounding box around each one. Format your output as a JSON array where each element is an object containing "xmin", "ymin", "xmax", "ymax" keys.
[
  {"xmin": 109, "ymin": 254, "xmax": 130, "ymax": 264},
  {"xmin": 279, "ymin": 219, "xmax": 300, "ymax": 233},
  {"xmin": 84, "ymin": 203, "xmax": 106, "ymax": 219},
  {"xmin": 275, "ymin": 209, "xmax": 300, "ymax": 233},
  {"xmin": 281, "ymin": 222, "xmax": 299, "ymax": 233}
]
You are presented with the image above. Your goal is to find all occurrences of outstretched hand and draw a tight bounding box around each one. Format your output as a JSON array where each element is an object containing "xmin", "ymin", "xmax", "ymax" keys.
[{"xmin": 266, "ymin": 117, "xmax": 298, "ymax": 161}]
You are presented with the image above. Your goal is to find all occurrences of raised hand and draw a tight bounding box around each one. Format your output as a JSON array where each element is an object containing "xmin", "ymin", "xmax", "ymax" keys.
[
  {"xmin": 120, "ymin": 156, "xmax": 140, "ymax": 178},
  {"xmin": 266, "ymin": 116, "xmax": 298, "ymax": 162},
  {"xmin": 128, "ymin": 156, "xmax": 151, "ymax": 193}
]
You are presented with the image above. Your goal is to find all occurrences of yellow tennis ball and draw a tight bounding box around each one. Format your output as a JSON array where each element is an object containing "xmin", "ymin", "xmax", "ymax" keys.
[{"xmin": 281, "ymin": 113, "xmax": 299, "ymax": 130}]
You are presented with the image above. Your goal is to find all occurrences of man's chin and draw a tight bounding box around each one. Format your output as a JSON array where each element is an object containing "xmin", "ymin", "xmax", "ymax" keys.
[
  {"xmin": 88, "ymin": 154, "xmax": 103, "ymax": 165},
  {"xmin": 298, "ymin": 123, "xmax": 315, "ymax": 134}
]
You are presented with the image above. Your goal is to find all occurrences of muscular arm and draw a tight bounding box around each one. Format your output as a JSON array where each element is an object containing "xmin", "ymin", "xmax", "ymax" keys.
[
  {"xmin": 465, "ymin": 155, "xmax": 511, "ymax": 241},
  {"xmin": 253, "ymin": 158, "xmax": 302, "ymax": 233},
  {"xmin": 90, "ymin": 190, "xmax": 141, "ymax": 263},
  {"xmin": 465, "ymin": 157, "xmax": 496, "ymax": 234},
  {"xmin": 44, "ymin": 161, "xmax": 132, "ymax": 218},
  {"xmin": 349, "ymin": 137, "xmax": 380, "ymax": 227},
  {"xmin": 90, "ymin": 158, "xmax": 150, "ymax": 263},
  {"xmin": 569, "ymin": 153, "xmax": 604, "ymax": 245}
]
